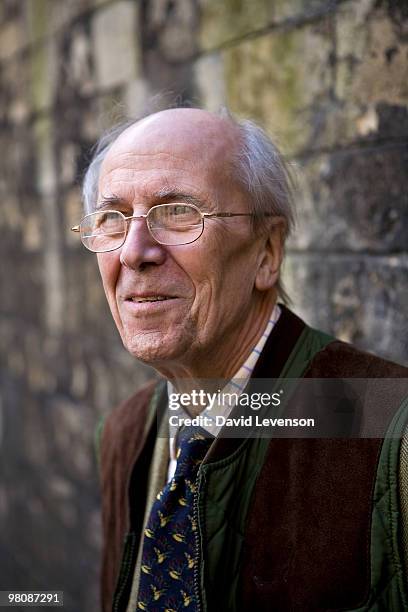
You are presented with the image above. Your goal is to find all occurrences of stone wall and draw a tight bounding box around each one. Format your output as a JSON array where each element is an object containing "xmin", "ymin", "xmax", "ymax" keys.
[{"xmin": 0, "ymin": 0, "xmax": 406, "ymax": 610}]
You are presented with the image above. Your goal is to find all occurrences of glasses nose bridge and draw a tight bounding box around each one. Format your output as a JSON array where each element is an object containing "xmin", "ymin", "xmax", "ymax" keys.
[
  {"xmin": 122, "ymin": 211, "xmax": 155, "ymax": 245},
  {"xmin": 124, "ymin": 211, "xmax": 148, "ymax": 232}
]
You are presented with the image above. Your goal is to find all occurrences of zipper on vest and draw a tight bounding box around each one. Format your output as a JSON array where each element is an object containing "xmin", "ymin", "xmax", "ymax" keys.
[
  {"xmin": 193, "ymin": 470, "xmax": 203, "ymax": 612},
  {"xmin": 112, "ymin": 532, "xmax": 137, "ymax": 612}
]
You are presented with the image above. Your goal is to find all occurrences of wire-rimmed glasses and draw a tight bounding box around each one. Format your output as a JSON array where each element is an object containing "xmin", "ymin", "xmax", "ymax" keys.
[{"xmin": 71, "ymin": 202, "xmax": 264, "ymax": 253}]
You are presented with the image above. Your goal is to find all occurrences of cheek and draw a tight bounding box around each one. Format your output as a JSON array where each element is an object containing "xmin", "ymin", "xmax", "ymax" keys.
[
  {"xmin": 97, "ymin": 253, "xmax": 121, "ymax": 303},
  {"xmin": 176, "ymin": 232, "xmax": 255, "ymax": 312},
  {"xmin": 215, "ymin": 243, "xmax": 260, "ymax": 307},
  {"xmin": 177, "ymin": 238, "xmax": 223, "ymax": 293}
]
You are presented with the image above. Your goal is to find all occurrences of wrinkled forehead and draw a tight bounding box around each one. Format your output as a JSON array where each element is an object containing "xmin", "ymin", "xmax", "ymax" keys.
[{"xmin": 100, "ymin": 109, "xmax": 241, "ymax": 194}]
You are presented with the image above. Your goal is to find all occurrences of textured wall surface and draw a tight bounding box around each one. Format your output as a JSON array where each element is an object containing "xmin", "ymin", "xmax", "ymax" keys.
[{"xmin": 0, "ymin": 0, "xmax": 407, "ymax": 610}]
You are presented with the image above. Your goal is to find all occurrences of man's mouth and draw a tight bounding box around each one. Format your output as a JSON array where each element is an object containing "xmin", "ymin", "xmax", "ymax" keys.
[{"xmin": 126, "ymin": 296, "xmax": 175, "ymax": 303}]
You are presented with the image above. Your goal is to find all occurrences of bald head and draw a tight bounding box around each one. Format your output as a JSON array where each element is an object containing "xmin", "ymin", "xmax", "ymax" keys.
[
  {"xmin": 111, "ymin": 108, "xmax": 238, "ymax": 145},
  {"xmin": 99, "ymin": 108, "xmax": 241, "ymax": 197},
  {"xmin": 108, "ymin": 108, "xmax": 239, "ymax": 153}
]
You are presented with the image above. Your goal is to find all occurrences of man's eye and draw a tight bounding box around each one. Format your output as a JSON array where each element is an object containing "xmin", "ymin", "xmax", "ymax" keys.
[
  {"xmin": 97, "ymin": 212, "xmax": 111, "ymax": 225},
  {"xmin": 173, "ymin": 205, "xmax": 190, "ymax": 215},
  {"xmin": 96, "ymin": 212, "xmax": 122, "ymax": 229}
]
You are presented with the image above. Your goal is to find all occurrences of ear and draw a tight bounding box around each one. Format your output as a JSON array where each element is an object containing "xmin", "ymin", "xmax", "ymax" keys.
[{"xmin": 255, "ymin": 218, "xmax": 286, "ymax": 292}]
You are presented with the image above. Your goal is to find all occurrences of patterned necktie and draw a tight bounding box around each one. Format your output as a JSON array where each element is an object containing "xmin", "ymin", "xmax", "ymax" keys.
[{"xmin": 137, "ymin": 426, "xmax": 213, "ymax": 611}]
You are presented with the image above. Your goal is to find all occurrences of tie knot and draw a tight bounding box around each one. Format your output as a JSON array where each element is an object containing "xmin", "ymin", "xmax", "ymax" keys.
[{"xmin": 175, "ymin": 426, "xmax": 213, "ymax": 476}]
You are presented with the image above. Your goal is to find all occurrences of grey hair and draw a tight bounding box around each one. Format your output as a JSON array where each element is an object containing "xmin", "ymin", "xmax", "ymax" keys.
[
  {"xmin": 227, "ymin": 114, "xmax": 296, "ymax": 304},
  {"xmin": 230, "ymin": 117, "xmax": 296, "ymax": 236},
  {"xmin": 82, "ymin": 119, "xmax": 135, "ymax": 215},
  {"xmin": 81, "ymin": 107, "xmax": 296, "ymax": 303}
]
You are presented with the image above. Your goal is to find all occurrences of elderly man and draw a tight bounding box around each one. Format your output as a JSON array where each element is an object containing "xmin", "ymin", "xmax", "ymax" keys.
[{"xmin": 73, "ymin": 108, "xmax": 408, "ymax": 612}]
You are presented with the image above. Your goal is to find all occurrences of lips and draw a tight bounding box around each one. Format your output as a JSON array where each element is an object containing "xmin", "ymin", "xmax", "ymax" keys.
[
  {"xmin": 124, "ymin": 292, "xmax": 178, "ymax": 304},
  {"xmin": 128, "ymin": 296, "xmax": 174, "ymax": 303}
]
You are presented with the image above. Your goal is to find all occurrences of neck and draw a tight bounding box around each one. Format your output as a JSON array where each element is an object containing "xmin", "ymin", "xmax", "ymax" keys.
[{"xmin": 156, "ymin": 290, "xmax": 277, "ymax": 396}]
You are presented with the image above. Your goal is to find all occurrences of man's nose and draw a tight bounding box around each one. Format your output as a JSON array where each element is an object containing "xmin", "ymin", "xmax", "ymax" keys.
[{"xmin": 119, "ymin": 217, "xmax": 166, "ymax": 269}]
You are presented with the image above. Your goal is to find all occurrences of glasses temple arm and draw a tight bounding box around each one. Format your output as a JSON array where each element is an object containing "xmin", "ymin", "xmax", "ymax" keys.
[{"xmin": 203, "ymin": 212, "xmax": 276, "ymax": 219}]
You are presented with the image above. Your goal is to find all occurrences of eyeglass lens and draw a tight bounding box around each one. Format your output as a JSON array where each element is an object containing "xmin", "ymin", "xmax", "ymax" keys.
[{"xmin": 80, "ymin": 204, "xmax": 204, "ymax": 252}]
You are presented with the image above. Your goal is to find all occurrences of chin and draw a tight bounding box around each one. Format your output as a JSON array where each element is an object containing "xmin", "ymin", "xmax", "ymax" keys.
[{"xmin": 122, "ymin": 328, "xmax": 194, "ymax": 366}]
